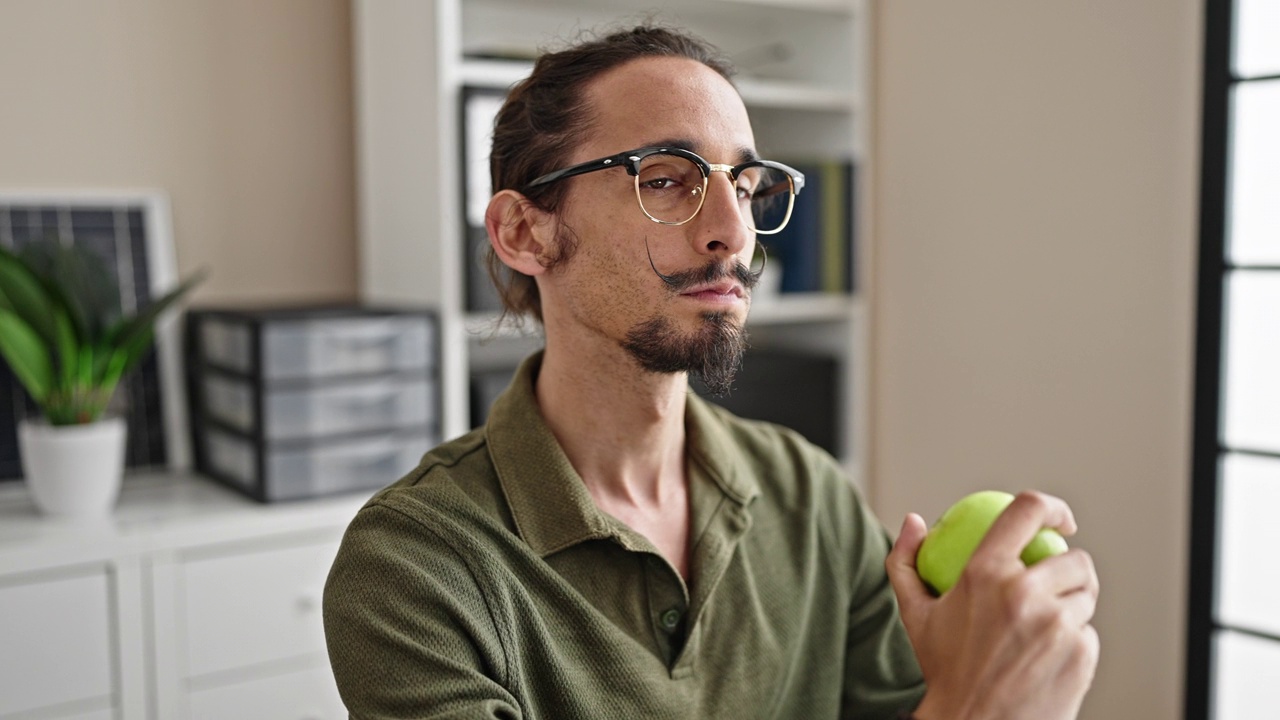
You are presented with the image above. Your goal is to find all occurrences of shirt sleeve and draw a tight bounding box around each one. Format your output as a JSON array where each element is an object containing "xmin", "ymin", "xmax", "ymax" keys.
[
  {"xmin": 834, "ymin": 465, "xmax": 928, "ymax": 720},
  {"xmin": 323, "ymin": 501, "xmax": 522, "ymax": 720}
]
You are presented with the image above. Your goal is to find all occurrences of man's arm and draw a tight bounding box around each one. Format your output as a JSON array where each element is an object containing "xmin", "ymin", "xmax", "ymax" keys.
[
  {"xmin": 839, "ymin": 486, "xmax": 929, "ymax": 720},
  {"xmin": 323, "ymin": 503, "xmax": 522, "ymax": 719},
  {"xmin": 885, "ymin": 491, "xmax": 1101, "ymax": 720}
]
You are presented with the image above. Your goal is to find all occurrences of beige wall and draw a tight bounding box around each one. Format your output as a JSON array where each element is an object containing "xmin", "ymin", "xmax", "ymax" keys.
[
  {"xmin": 871, "ymin": 2, "xmax": 1202, "ymax": 718},
  {"xmin": 1, "ymin": 0, "xmax": 1206, "ymax": 716},
  {"xmin": 0, "ymin": 0, "xmax": 357, "ymax": 304}
]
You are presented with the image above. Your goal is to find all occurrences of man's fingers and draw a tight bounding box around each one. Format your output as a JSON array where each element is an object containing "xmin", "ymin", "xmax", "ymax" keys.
[
  {"xmin": 1056, "ymin": 583, "xmax": 1100, "ymax": 629},
  {"xmin": 974, "ymin": 491, "xmax": 1077, "ymax": 565},
  {"xmin": 886, "ymin": 513, "xmax": 932, "ymax": 622},
  {"xmin": 1019, "ymin": 550, "xmax": 1101, "ymax": 629},
  {"xmin": 1026, "ymin": 547, "xmax": 1099, "ymax": 599}
]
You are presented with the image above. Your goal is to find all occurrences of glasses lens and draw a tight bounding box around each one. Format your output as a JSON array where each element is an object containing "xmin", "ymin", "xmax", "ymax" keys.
[
  {"xmin": 745, "ymin": 167, "xmax": 795, "ymax": 234},
  {"xmin": 636, "ymin": 153, "xmax": 705, "ymax": 223}
]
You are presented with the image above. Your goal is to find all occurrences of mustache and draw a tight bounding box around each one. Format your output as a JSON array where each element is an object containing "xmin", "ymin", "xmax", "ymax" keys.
[{"xmin": 643, "ymin": 239, "xmax": 767, "ymax": 293}]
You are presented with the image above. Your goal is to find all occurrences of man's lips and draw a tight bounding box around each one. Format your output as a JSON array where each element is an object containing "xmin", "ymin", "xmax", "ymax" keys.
[{"xmin": 679, "ymin": 282, "xmax": 746, "ymax": 303}]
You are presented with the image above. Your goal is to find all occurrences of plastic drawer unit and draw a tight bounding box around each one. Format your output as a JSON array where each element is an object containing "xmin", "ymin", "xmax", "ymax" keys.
[{"xmin": 186, "ymin": 306, "xmax": 440, "ymax": 502}]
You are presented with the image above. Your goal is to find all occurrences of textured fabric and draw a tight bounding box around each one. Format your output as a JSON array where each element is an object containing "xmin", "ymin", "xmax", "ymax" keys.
[{"xmin": 324, "ymin": 351, "xmax": 925, "ymax": 719}]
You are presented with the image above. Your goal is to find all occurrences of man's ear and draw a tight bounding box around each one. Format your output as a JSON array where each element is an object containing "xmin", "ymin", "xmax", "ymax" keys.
[{"xmin": 486, "ymin": 190, "xmax": 556, "ymax": 277}]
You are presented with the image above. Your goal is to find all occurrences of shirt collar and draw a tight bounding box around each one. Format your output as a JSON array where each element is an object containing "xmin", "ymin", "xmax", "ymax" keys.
[{"xmin": 485, "ymin": 351, "xmax": 760, "ymax": 558}]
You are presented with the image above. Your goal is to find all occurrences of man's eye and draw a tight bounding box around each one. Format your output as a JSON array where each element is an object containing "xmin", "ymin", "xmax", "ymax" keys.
[
  {"xmin": 640, "ymin": 178, "xmax": 679, "ymax": 190},
  {"xmin": 736, "ymin": 185, "xmax": 755, "ymax": 200}
]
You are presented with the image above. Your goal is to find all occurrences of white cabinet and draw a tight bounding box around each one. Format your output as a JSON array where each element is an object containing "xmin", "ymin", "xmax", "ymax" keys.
[
  {"xmin": 150, "ymin": 534, "xmax": 348, "ymax": 719},
  {"xmin": 0, "ymin": 570, "xmax": 115, "ymax": 718},
  {"xmin": 354, "ymin": 0, "xmax": 874, "ymax": 480},
  {"xmin": 0, "ymin": 472, "xmax": 366, "ymax": 720},
  {"xmin": 186, "ymin": 664, "xmax": 346, "ymax": 720},
  {"xmin": 177, "ymin": 539, "xmax": 339, "ymax": 679}
]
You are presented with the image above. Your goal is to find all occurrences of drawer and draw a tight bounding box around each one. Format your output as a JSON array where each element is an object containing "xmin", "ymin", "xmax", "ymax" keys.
[
  {"xmin": 205, "ymin": 427, "xmax": 430, "ymax": 502},
  {"xmin": 200, "ymin": 314, "xmax": 434, "ymax": 380},
  {"xmin": 200, "ymin": 318, "xmax": 253, "ymax": 373},
  {"xmin": 263, "ymin": 317, "xmax": 433, "ymax": 380},
  {"xmin": 187, "ymin": 663, "xmax": 346, "ymax": 720},
  {"xmin": 0, "ymin": 570, "xmax": 114, "ymax": 716},
  {"xmin": 180, "ymin": 539, "xmax": 341, "ymax": 679},
  {"xmin": 204, "ymin": 374, "xmax": 435, "ymax": 441}
]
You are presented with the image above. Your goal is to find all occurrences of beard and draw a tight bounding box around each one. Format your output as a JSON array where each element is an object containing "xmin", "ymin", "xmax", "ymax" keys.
[
  {"xmin": 619, "ymin": 250, "xmax": 762, "ymax": 396},
  {"xmin": 621, "ymin": 311, "xmax": 748, "ymax": 396}
]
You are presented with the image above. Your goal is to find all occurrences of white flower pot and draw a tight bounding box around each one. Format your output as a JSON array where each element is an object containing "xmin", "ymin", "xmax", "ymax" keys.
[{"xmin": 18, "ymin": 417, "xmax": 127, "ymax": 519}]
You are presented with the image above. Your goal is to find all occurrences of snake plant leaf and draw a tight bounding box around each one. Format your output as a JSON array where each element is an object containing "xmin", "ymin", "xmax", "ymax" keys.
[
  {"xmin": 0, "ymin": 309, "xmax": 54, "ymax": 402},
  {"xmin": 98, "ymin": 346, "xmax": 130, "ymax": 392},
  {"xmin": 115, "ymin": 325, "xmax": 155, "ymax": 383},
  {"xmin": 0, "ymin": 244, "xmax": 59, "ymax": 348},
  {"xmin": 17, "ymin": 240, "xmax": 121, "ymax": 345},
  {"xmin": 106, "ymin": 267, "xmax": 207, "ymax": 353},
  {"xmin": 91, "ymin": 339, "xmax": 113, "ymax": 385},
  {"xmin": 54, "ymin": 308, "xmax": 79, "ymax": 388}
]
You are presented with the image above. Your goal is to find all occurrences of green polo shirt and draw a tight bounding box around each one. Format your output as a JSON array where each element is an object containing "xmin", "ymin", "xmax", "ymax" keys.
[{"xmin": 324, "ymin": 352, "xmax": 925, "ymax": 719}]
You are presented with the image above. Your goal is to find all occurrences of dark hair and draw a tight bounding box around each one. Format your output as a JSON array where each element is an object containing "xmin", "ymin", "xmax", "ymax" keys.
[{"xmin": 486, "ymin": 24, "xmax": 736, "ymax": 323}]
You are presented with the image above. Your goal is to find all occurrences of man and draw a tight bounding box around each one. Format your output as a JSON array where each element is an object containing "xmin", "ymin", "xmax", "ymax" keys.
[{"xmin": 324, "ymin": 25, "xmax": 1100, "ymax": 719}]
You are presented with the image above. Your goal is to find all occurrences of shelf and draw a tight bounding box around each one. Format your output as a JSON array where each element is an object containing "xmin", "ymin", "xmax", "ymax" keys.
[
  {"xmin": 718, "ymin": 0, "xmax": 857, "ymax": 12},
  {"xmin": 748, "ymin": 293, "xmax": 857, "ymax": 324},
  {"xmin": 458, "ymin": 59, "xmax": 532, "ymax": 90},
  {"xmin": 736, "ymin": 78, "xmax": 856, "ymax": 112},
  {"xmin": 458, "ymin": 60, "xmax": 856, "ymax": 114},
  {"xmin": 0, "ymin": 470, "xmax": 367, "ymax": 573},
  {"xmin": 359, "ymin": 0, "xmax": 868, "ymax": 462}
]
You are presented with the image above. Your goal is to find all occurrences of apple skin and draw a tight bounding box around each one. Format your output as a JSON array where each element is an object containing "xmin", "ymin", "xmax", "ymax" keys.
[{"xmin": 916, "ymin": 491, "xmax": 1069, "ymax": 596}]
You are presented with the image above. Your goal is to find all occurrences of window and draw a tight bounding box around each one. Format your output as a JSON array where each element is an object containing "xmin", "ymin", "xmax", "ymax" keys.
[{"xmin": 1186, "ymin": 1, "xmax": 1280, "ymax": 717}]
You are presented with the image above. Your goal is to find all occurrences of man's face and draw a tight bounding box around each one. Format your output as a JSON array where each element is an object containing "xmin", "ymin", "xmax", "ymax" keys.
[{"xmin": 539, "ymin": 56, "xmax": 760, "ymax": 394}]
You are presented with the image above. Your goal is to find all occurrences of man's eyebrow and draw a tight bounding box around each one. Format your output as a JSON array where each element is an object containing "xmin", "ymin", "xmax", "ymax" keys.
[{"xmin": 642, "ymin": 139, "xmax": 761, "ymax": 164}]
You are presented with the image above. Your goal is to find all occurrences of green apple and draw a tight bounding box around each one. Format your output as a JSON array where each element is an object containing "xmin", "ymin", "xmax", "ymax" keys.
[{"xmin": 915, "ymin": 490, "xmax": 1069, "ymax": 595}]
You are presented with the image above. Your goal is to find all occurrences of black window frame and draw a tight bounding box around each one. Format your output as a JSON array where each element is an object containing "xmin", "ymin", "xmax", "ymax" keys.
[{"xmin": 1186, "ymin": 0, "xmax": 1280, "ymax": 717}]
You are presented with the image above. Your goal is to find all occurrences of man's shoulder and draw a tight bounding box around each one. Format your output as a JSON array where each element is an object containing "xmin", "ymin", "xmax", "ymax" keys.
[{"xmin": 353, "ymin": 426, "xmax": 514, "ymax": 538}]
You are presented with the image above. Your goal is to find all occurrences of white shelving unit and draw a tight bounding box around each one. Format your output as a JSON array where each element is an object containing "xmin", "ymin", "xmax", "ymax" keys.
[{"xmin": 353, "ymin": 0, "xmax": 873, "ymax": 481}]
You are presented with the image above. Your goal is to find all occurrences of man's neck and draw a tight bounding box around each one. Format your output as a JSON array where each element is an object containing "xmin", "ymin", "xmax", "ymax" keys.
[{"xmin": 534, "ymin": 336, "xmax": 689, "ymax": 512}]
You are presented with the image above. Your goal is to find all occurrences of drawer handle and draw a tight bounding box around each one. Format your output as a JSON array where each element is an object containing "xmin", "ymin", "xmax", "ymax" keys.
[
  {"xmin": 296, "ymin": 588, "xmax": 322, "ymax": 614},
  {"xmin": 333, "ymin": 390, "xmax": 399, "ymax": 410},
  {"xmin": 338, "ymin": 447, "xmax": 402, "ymax": 468},
  {"xmin": 315, "ymin": 322, "xmax": 403, "ymax": 346},
  {"xmin": 322, "ymin": 334, "xmax": 397, "ymax": 348}
]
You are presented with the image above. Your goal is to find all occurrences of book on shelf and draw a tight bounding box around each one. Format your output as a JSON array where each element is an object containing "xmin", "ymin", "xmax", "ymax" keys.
[{"xmin": 758, "ymin": 158, "xmax": 856, "ymax": 296}]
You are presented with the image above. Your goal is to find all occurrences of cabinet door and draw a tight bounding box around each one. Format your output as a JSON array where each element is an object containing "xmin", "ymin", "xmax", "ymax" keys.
[
  {"xmin": 0, "ymin": 570, "xmax": 115, "ymax": 716},
  {"xmin": 179, "ymin": 538, "xmax": 340, "ymax": 678},
  {"xmin": 187, "ymin": 663, "xmax": 347, "ymax": 720}
]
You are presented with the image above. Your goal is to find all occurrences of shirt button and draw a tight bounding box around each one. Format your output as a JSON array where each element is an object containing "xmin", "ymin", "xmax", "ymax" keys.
[{"xmin": 660, "ymin": 608, "xmax": 681, "ymax": 631}]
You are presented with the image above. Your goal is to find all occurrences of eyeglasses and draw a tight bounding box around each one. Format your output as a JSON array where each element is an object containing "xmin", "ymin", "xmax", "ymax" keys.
[{"xmin": 524, "ymin": 147, "xmax": 805, "ymax": 235}]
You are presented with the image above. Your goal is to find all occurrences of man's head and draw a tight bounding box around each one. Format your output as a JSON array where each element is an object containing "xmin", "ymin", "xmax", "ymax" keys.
[{"xmin": 485, "ymin": 25, "xmax": 783, "ymax": 394}]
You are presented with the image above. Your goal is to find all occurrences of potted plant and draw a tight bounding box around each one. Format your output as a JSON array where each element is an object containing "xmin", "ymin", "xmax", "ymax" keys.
[{"xmin": 0, "ymin": 237, "xmax": 204, "ymax": 518}]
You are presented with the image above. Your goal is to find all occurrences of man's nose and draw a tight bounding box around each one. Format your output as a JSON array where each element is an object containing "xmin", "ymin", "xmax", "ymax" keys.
[{"xmin": 692, "ymin": 170, "xmax": 754, "ymax": 258}]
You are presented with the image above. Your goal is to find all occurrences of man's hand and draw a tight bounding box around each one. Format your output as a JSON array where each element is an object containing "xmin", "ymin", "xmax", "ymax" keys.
[{"xmin": 886, "ymin": 491, "xmax": 1100, "ymax": 720}]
